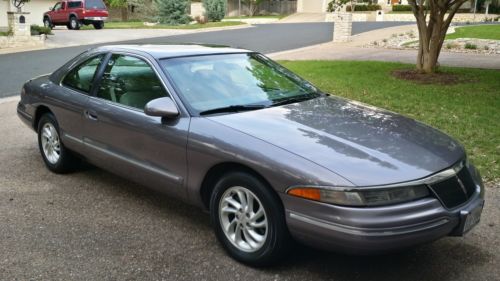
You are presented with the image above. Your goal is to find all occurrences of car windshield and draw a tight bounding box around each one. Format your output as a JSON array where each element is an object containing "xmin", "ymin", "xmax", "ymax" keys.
[
  {"xmin": 85, "ymin": 0, "xmax": 106, "ymax": 9},
  {"xmin": 160, "ymin": 53, "xmax": 321, "ymax": 114}
]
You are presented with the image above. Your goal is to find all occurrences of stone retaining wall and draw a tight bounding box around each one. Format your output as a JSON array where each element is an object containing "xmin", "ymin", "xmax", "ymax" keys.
[
  {"xmin": 327, "ymin": 12, "xmax": 499, "ymax": 22},
  {"xmin": 0, "ymin": 35, "xmax": 45, "ymax": 49}
]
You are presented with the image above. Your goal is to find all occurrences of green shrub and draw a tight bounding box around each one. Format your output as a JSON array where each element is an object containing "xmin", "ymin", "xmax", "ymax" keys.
[
  {"xmin": 392, "ymin": 5, "xmax": 413, "ymax": 12},
  {"xmin": 346, "ymin": 4, "xmax": 381, "ymax": 11},
  {"xmin": 30, "ymin": 25, "xmax": 52, "ymax": 35},
  {"xmin": 464, "ymin": 43, "xmax": 477, "ymax": 49},
  {"xmin": 203, "ymin": 0, "xmax": 226, "ymax": 22},
  {"xmin": 154, "ymin": 0, "xmax": 191, "ymax": 25}
]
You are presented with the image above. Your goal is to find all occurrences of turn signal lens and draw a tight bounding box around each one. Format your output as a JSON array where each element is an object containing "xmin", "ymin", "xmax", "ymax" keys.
[
  {"xmin": 287, "ymin": 185, "xmax": 429, "ymax": 207},
  {"xmin": 288, "ymin": 188, "xmax": 321, "ymax": 201}
]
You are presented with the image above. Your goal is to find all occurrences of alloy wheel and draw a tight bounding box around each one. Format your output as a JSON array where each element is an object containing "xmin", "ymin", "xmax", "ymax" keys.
[
  {"xmin": 219, "ymin": 186, "xmax": 268, "ymax": 253},
  {"xmin": 41, "ymin": 123, "xmax": 61, "ymax": 164}
]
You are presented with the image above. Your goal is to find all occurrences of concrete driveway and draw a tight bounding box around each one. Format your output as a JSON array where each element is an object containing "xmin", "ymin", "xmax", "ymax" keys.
[{"xmin": 0, "ymin": 97, "xmax": 499, "ymax": 280}]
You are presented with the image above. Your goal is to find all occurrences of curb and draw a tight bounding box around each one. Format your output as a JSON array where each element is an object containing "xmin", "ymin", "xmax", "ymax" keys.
[
  {"xmin": 0, "ymin": 24, "xmax": 253, "ymax": 56},
  {"xmin": 0, "ymin": 96, "xmax": 20, "ymax": 104}
]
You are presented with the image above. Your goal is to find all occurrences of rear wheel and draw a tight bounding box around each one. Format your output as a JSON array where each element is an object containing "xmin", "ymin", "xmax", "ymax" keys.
[
  {"xmin": 37, "ymin": 113, "xmax": 80, "ymax": 173},
  {"xmin": 68, "ymin": 17, "xmax": 80, "ymax": 30},
  {"xmin": 93, "ymin": 21, "xmax": 104, "ymax": 30},
  {"xmin": 210, "ymin": 171, "xmax": 290, "ymax": 266}
]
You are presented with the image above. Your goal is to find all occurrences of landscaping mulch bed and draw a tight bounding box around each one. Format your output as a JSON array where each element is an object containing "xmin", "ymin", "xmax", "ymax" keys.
[{"xmin": 391, "ymin": 69, "xmax": 467, "ymax": 85}]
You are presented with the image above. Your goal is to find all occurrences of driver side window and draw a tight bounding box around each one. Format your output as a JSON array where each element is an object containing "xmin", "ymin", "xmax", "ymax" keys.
[
  {"xmin": 96, "ymin": 54, "xmax": 167, "ymax": 110},
  {"xmin": 53, "ymin": 2, "xmax": 62, "ymax": 10}
]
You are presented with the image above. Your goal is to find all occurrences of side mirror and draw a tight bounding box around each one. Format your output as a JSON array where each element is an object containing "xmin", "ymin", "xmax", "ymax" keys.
[
  {"xmin": 49, "ymin": 7, "xmax": 53, "ymax": 11},
  {"xmin": 144, "ymin": 97, "xmax": 179, "ymax": 118}
]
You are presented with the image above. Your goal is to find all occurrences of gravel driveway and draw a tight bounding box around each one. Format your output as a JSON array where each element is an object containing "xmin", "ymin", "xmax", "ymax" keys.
[{"xmin": 0, "ymin": 97, "xmax": 499, "ymax": 281}]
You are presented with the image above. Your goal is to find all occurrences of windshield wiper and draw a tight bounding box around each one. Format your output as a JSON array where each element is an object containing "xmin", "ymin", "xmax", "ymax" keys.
[
  {"xmin": 272, "ymin": 94, "xmax": 318, "ymax": 107},
  {"xmin": 199, "ymin": 104, "xmax": 267, "ymax": 116}
]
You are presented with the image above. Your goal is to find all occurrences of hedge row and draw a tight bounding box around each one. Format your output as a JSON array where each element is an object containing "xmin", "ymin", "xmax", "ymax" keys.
[
  {"xmin": 346, "ymin": 4, "xmax": 382, "ymax": 12},
  {"xmin": 392, "ymin": 5, "xmax": 413, "ymax": 12}
]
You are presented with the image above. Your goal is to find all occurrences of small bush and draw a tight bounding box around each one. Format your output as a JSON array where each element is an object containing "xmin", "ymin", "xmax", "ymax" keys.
[
  {"xmin": 30, "ymin": 25, "xmax": 52, "ymax": 35},
  {"xmin": 203, "ymin": 0, "xmax": 226, "ymax": 22},
  {"xmin": 154, "ymin": 0, "xmax": 191, "ymax": 25},
  {"xmin": 392, "ymin": 5, "xmax": 413, "ymax": 12},
  {"xmin": 464, "ymin": 43, "xmax": 477, "ymax": 50},
  {"xmin": 484, "ymin": 45, "xmax": 489, "ymax": 51}
]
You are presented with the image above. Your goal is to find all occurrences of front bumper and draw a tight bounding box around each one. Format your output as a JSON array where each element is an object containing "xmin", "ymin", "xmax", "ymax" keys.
[
  {"xmin": 282, "ymin": 182, "xmax": 484, "ymax": 254},
  {"xmin": 17, "ymin": 101, "xmax": 33, "ymax": 129}
]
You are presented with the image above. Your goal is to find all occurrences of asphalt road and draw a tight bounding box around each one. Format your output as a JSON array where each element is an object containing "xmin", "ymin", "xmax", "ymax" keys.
[
  {"xmin": 0, "ymin": 22, "xmax": 414, "ymax": 98},
  {"xmin": 0, "ymin": 98, "xmax": 499, "ymax": 280}
]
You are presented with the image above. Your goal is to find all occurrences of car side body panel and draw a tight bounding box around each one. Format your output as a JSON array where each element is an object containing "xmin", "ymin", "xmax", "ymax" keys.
[{"xmin": 186, "ymin": 118, "xmax": 354, "ymax": 208}]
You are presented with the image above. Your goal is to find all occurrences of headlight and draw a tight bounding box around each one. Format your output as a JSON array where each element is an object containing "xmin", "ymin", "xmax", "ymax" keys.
[{"xmin": 287, "ymin": 185, "xmax": 430, "ymax": 207}]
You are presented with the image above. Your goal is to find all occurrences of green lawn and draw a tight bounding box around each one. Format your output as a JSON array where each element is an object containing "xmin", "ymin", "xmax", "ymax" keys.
[
  {"xmin": 279, "ymin": 61, "xmax": 500, "ymax": 182},
  {"xmin": 81, "ymin": 21, "xmax": 244, "ymax": 30},
  {"xmin": 446, "ymin": 24, "xmax": 500, "ymax": 40}
]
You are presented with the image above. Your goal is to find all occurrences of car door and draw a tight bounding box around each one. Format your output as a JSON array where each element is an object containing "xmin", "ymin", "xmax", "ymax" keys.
[
  {"xmin": 83, "ymin": 53, "xmax": 190, "ymax": 200},
  {"xmin": 57, "ymin": 52, "xmax": 106, "ymax": 154},
  {"xmin": 52, "ymin": 2, "xmax": 66, "ymax": 23}
]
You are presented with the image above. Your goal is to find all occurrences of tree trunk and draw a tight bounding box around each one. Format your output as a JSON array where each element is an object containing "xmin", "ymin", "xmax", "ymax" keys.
[
  {"xmin": 121, "ymin": 6, "xmax": 129, "ymax": 21},
  {"xmin": 410, "ymin": 0, "xmax": 468, "ymax": 74}
]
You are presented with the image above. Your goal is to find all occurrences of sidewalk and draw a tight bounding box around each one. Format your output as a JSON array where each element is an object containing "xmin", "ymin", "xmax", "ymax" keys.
[{"xmin": 269, "ymin": 25, "xmax": 500, "ymax": 69}]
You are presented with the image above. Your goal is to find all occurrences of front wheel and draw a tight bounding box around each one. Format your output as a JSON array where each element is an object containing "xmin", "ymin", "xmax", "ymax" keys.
[
  {"xmin": 43, "ymin": 18, "xmax": 52, "ymax": 29},
  {"xmin": 37, "ymin": 113, "xmax": 80, "ymax": 173},
  {"xmin": 210, "ymin": 171, "xmax": 291, "ymax": 266},
  {"xmin": 93, "ymin": 21, "xmax": 104, "ymax": 29}
]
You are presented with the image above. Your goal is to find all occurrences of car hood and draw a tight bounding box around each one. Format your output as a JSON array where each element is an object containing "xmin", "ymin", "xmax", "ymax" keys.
[{"xmin": 208, "ymin": 96, "xmax": 465, "ymax": 186}]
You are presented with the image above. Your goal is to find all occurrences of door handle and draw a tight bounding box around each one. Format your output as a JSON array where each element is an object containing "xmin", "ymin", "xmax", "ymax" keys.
[{"xmin": 84, "ymin": 110, "xmax": 98, "ymax": 121}]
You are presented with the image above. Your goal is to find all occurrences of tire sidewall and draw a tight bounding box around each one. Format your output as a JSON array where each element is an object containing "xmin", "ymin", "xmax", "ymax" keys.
[
  {"xmin": 93, "ymin": 21, "xmax": 104, "ymax": 29},
  {"xmin": 44, "ymin": 18, "xmax": 52, "ymax": 29},
  {"xmin": 69, "ymin": 17, "xmax": 80, "ymax": 30},
  {"xmin": 37, "ymin": 114, "xmax": 64, "ymax": 171},
  {"xmin": 210, "ymin": 172, "xmax": 286, "ymax": 265}
]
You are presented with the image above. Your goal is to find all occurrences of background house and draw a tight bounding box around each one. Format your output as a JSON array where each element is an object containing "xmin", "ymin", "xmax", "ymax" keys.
[{"xmin": 1, "ymin": 0, "xmax": 55, "ymax": 30}]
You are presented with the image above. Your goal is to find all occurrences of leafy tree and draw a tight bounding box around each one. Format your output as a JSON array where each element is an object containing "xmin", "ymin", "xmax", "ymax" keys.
[
  {"xmin": 107, "ymin": 0, "xmax": 129, "ymax": 21},
  {"xmin": 408, "ymin": 0, "xmax": 469, "ymax": 73},
  {"xmin": 243, "ymin": 0, "xmax": 264, "ymax": 16},
  {"xmin": 154, "ymin": 0, "xmax": 191, "ymax": 25},
  {"xmin": 203, "ymin": 0, "xmax": 226, "ymax": 22}
]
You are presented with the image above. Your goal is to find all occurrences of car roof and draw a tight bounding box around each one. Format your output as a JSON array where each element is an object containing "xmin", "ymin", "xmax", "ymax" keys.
[{"xmin": 94, "ymin": 44, "xmax": 252, "ymax": 59}]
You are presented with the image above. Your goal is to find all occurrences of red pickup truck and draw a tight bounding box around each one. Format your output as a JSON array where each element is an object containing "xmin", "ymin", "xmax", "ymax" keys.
[{"xmin": 43, "ymin": 0, "xmax": 108, "ymax": 30}]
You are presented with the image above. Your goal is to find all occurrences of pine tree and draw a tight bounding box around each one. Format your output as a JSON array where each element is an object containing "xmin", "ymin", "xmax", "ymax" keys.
[
  {"xmin": 203, "ymin": 0, "xmax": 226, "ymax": 22},
  {"xmin": 154, "ymin": 0, "xmax": 191, "ymax": 25}
]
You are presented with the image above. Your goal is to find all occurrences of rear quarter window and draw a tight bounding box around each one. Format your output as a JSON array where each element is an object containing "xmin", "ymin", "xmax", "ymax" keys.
[
  {"xmin": 68, "ymin": 1, "xmax": 82, "ymax": 8},
  {"xmin": 85, "ymin": 0, "xmax": 106, "ymax": 9},
  {"xmin": 62, "ymin": 54, "xmax": 105, "ymax": 93}
]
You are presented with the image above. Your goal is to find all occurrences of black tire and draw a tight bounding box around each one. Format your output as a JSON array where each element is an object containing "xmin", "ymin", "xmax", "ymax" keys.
[
  {"xmin": 37, "ymin": 113, "xmax": 80, "ymax": 173},
  {"xmin": 93, "ymin": 21, "xmax": 104, "ymax": 30},
  {"xmin": 43, "ymin": 17, "xmax": 53, "ymax": 29},
  {"xmin": 210, "ymin": 171, "xmax": 291, "ymax": 266},
  {"xmin": 68, "ymin": 16, "xmax": 80, "ymax": 30}
]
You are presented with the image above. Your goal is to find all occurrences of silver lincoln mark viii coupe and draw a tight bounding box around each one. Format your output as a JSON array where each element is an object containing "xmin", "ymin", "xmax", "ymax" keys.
[{"xmin": 17, "ymin": 45, "xmax": 485, "ymax": 265}]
